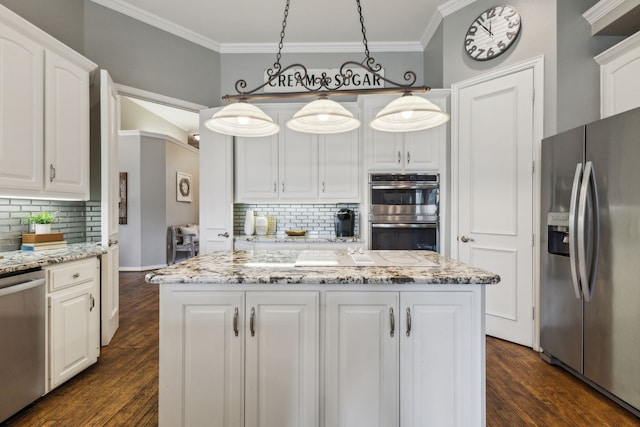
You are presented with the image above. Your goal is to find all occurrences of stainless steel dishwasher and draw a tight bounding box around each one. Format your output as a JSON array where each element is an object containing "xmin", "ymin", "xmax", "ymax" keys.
[{"xmin": 0, "ymin": 268, "xmax": 46, "ymax": 423}]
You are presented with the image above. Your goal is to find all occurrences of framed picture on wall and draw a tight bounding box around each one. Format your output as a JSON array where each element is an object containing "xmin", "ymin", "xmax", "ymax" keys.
[
  {"xmin": 119, "ymin": 172, "xmax": 128, "ymax": 224},
  {"xmin": 176, "ymin": 172, "xmax": 192, "ymax": 203}
]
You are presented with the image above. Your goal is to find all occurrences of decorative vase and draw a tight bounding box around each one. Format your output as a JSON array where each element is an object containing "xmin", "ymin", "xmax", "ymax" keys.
[
  {"xmin": 35, "ymin": 224, "xmax": 51, "ymax": 234},
  {"xmin": 255, "ymin": 216, "xmax": 268, "ymax": 236},
  {"xmin": 244, "ymin": 210, "xmax": 255, "ymax": 235}
]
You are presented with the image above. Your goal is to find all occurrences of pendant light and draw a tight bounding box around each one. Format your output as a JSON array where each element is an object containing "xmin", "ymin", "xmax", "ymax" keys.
[
  {"xmin": 209, "ymin": 0, "xmax": 449, "ymax": 137},
  {"xmin": 286, "ymin": 96, "xmax": 360, "ymax": 134},
  {"xmin": 204, "ymin": 101, "xmax": 279, "ymax": 137},
  {"xmin": 370, "ymin": 93, "xmax": 450, "ymax": 132}
]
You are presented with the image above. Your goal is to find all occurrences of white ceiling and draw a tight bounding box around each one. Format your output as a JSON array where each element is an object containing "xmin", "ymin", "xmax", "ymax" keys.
[{"xmin": 90, "ymin": 0, "xmax": 474, "ymax": 53}]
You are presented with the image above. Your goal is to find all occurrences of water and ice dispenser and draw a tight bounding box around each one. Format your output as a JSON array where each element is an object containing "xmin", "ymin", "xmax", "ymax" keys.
[{"xmin": 547, "ymin": 212, "xmax": 570, "ymax": 256}]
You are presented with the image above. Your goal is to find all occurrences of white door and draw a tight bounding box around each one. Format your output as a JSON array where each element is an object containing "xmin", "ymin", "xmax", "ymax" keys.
[
  {"xmin": 245, "ymin": 292, "xmax": 319, "ymax": 427},
  {"xmin": 100, "ymin": 70, "xmax": 120, "ymax": 345},
  {"xmin": 325, "ymin": 292, "xmax": 398, "ymax": 427},
  {"xmin": 453, "ymin": 65, "xmax": 537, "ymax": 346},
  {"xmin": 159, "ymin": 289, "xmax": 244, "ymax": 427},
  {"xmin": 49, "ymin": 281, "xmax": 99, "ymax": 389},
  {"xmin": 400, "ymin": 291, "xmax": 480, "ymax": 426},
  {"xmin": 199, "ymin": 107, "xmax": 234, "ymax": 251}
]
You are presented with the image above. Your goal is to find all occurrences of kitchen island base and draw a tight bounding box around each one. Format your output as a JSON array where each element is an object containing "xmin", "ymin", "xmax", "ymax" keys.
[{"xmin": 159, "ymin": 283, "xmax": 486, "ymax": 427}]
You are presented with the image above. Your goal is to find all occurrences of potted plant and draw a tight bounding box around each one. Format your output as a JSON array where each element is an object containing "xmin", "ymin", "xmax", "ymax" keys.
[{"xmin": 27, "ymin": 211, "xmax": 56, "ymax": 234}]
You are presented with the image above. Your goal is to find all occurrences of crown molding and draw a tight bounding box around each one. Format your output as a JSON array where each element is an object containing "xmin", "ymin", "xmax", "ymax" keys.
[
  {"xmin": 438, "ymin": 0, "xmax": 476, "ymax": 17},
  {"xmin": 420, "ymin": 0, "xmax": 476, "ymax": 48},
  {"xmin": 219, "ymin": 41, "xmax": 424, "ymax": 54},
  {"xmin": 90, "ymin": 0, "xmax": 471, "ymax": 54},
  {"xmin": 89, "ymin": 0, "xmax": 221, "ymax": 52},
  {"xmin": 583, "ymin": 0, "xmax": 627, "ymax": 25},
  {"xmin": 594, "ymin": 29, "xmax": 640, "ymax": 64}
]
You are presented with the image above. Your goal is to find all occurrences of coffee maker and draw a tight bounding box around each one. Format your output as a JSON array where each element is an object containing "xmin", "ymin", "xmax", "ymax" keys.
[{"xmin": 334, "ymin": 208, "xmax": 355, "ymax": 237}]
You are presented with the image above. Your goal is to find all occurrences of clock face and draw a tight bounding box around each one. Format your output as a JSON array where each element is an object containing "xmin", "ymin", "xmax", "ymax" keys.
[{"xmin": 464, "ymin": 5, "xmax": 521, "ymax": 61}]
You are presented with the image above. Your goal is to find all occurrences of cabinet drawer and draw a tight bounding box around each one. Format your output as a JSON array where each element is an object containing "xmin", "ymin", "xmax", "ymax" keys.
[{"xmin": 47, "ymin": 258, "xmax": 98, "ymax": 292}]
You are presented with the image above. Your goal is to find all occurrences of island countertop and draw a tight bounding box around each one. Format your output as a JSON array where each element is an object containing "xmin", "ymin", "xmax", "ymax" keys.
[{"xmin": 145, "ymin": 249, "xmax": 500, "ymax": 285}]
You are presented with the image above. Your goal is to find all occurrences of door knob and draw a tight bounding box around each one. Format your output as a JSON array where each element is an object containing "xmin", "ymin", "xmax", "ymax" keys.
[
  {"xmin": 460, "ymin": 235, "xmax": 475, "ymax": 243},
  {"xmin": 218, "ymin": 232, "xmax": 230, "ymax": 238}
]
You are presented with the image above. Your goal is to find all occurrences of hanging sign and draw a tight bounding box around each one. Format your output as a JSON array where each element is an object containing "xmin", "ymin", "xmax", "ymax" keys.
[{"xmin": 263, "ymin": 67, "xmax": 385, "ymax": 93}]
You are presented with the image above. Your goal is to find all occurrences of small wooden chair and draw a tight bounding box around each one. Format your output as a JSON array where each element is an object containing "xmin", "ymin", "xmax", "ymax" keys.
[{"xmin": 167, "ymin": 225, "xmax": 199, "ymax": 265}]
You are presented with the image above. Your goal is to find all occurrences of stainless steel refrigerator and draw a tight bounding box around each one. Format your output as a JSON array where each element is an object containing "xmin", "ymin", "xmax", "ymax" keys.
[{"xmin": 541, "ymin": 106, "xmax": 640, "ymax": 415}]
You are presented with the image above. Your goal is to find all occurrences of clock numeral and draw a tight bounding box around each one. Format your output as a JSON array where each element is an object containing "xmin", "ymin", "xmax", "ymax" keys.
[
  {"xmin": 486, "ymin": 47, "xmax": 495, "ymax": 58},
  {"xmin": 467, "ymin": 25, "xmax": 478, "ymax": 36},
  {"xmin": 486, "ymin": 8, "xmax": 496, "ymax": 19},
  {"xmin": 506, "ymin": 31, "xmax": 517, "ymax": 40},
  {"xmin": 465, "ymin": 38, "xmax": 474, "ymax": 46},
  {"xmin": 468, "ymin": 45, "xmax": 477, "ymax": 54},
  {"xmin": 497, "ymin": 5, "xmax": 507, "ymax": 16},
  {"xmin": 474, "ymin": 48, "xmax": 486, "ymax": 59},
  {"xmin": 504, "ymin": 9, "xmax": 517, "ymax": 19},
  {"xmin": 508, "ymin": 19, "xmax": 520, "ymax": 28},
  {"xmin": 497, "ymin": 40, "xmax": 506, "ymax": 50}
]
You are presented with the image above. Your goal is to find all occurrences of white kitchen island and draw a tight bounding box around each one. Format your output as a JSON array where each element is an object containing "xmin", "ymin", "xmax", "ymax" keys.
[{"xmin": 145, "ymin": 250, "xmax": 499, "ymax": 427}]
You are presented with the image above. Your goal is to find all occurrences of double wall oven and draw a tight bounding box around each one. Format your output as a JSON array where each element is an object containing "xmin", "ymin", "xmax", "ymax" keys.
[{"xmin": 369, "ymin": 173, "xmax": 439, "ymax": 251}]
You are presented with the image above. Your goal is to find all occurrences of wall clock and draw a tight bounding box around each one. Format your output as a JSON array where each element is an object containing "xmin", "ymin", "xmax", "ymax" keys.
[{"xmin": 464, "ymin": 5, "xmax": 521, "ymax": 61}]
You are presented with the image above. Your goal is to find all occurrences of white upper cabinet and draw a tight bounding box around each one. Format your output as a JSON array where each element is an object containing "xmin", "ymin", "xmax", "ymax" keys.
[
  {"xmin": 363, "ymin": 92, "xmax": 449, "ymax": 172},
  {"xmin": 235, "ymin": 103, "xmax": 360, "ymax": 203},
  {"xmin": 0, "ymin": 21, "xmax": 44, "ymax": 193},
  {"xmin": 0, "ymin": 7, "xmax": 95, "ymax": 200},
  {"xmin": 279, "ymin": 111, "xmax": 318, "ymax": 200},
  {"xmin": 44, "ymin": 50, "xmax": 90, "ymax": 197},
  {"xmin": 318, "ymin": 123, "xmax": 360, "ymax": 201},
  {"xmin": 595, "ymin": 31, "xmax": 640, "ymax": 118}
]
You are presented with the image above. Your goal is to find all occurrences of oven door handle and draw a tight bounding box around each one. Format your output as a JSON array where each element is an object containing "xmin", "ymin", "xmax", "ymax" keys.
[
  {"xmin": 370, "ymin": 184, "xmax": 439, "ymax": 190},
  {"xmin": 371, "ymin": 223, "xmax": 438, "ymax": 229}
]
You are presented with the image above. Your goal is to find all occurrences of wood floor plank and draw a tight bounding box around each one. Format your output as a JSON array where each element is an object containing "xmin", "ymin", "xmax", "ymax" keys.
[{"xmin": 3, "ymin": 271, "xmax": 638, "ymax": 426}]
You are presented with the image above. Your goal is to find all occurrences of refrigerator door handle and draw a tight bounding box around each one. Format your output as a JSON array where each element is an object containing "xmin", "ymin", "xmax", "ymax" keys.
[
  {"xmin": 577, "ymin": 161, "xmax": 600, "ymax": 302},
  {"xmin": 568, "ymin": 163, "xmax": 583, "ymax": 300}
]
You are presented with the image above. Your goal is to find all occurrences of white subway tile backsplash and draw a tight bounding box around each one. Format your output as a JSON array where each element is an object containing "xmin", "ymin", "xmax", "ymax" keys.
[{"xmin": 234, "ymin": 203, "xmax": 360, "ymax": 237}]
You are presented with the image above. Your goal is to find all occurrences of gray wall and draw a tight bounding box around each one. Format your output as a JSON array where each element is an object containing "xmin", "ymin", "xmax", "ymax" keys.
[
  {"xmin": 84, "ymin": 1, "xmax": 221, "ymax": 107},
  {"xmin": 0, "ymin": 0, "xmax": 222, "ymax": 107},
  {"xmin": 423, "ymin": 22, "xmax": 444, "ymax": 88},
  {"xmin": 442, "ymin": 0, "xmax": 559, "ymax": 136},
  {"xmin": 118, "ymin": 132, "xmax": 199, "ymax": 270},
  {"xmin": 0, "ymin": 0, "xmax": 85, "ymax": 54},
  {"xmin": 556, "ymin": 0, "xmax": 624, "ymax": 132}
]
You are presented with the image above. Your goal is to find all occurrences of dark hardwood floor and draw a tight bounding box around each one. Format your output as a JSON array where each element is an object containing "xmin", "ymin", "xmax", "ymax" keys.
[{"xmin": 4, "ymin": 271, "xmax": 639, "ymax": 426}]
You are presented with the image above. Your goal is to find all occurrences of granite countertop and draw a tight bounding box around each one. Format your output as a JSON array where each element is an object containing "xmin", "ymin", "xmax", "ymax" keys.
[
  {"xmin": 0, "ymin": 242, "xmax": 107, "ymax": 275},
  {"xmin": 145, "ymin": 250, "xmax": 500, "ymax": 285},
  {"xmin": 235, "ymin": 234, "xmax": 364, "ymax": 243}
]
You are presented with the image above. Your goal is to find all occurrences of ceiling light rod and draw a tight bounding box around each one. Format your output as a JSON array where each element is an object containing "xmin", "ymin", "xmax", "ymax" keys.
[{"xmin": 221, "ymin": 0, "xmax": 429, "ymax": 103}]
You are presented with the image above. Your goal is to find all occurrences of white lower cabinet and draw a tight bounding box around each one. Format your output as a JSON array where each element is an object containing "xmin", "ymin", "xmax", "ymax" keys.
[
  {"xmin": 46, "ymin": 258, "xmax": 100, "ymax": 391},
  {"xmin": 325, "ymin": 290, "xmax": 481, "ymax": 427},
  {"xmin": 160, "ymin": 289, "xmax": 319, "ymax": 427},
  {"xmin": 160, "ymin": 286, "xmax": 483, "ymax": 426}
]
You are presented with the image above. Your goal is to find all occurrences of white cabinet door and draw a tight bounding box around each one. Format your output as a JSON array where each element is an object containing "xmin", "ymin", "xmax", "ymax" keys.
[
  {"xmin": 0, "ymin": 22, "xmax": 44, "ymax": 195},
  {"xmin": 235, "ymin": 134, "xmax": 279, "ymax": 201},
  {"xmin": 279, "ymin": 125, "xmax": 318, "ymax": 200},
  {"xmin": 319, "ymin": 128, "xmax": 360, "ymax": 201},
  {"xmin": 49, "ymin": 280, "xmax": 99, "ymax": 389},
  {"xmin": 400, "ymin": 291, "xmax": 479, "ymax": 427},
  {"xmin": 159, "ymin": 290, "xmax": 244, "ymax": 427},
  {"xmin": 44, "ymin": 50, "xmax": 90, "ymax": 198},
  {"xmin": 403, "ymin": 126, "xmax": 442, "ymax": 171},
  {"xmin": 245, "ymin": 291, "xmax": 319, "ymax": 427},
  {"xmin": 325, "ymin": 292, "xmax": 399, "ymax": 427},
  {"xmin": 369, "ymin": 110, "xmax": 405, "ymax": 171}
]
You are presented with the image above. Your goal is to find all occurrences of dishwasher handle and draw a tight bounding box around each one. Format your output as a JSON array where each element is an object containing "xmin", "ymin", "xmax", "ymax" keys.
[{"xmin": 0, "ymin": 277, "xmax": 46, "ymax": 297}]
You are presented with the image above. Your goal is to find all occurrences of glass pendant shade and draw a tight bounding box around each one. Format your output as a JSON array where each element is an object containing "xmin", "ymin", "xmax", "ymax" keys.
[
  {"xmin": 286, "ymin": 98, "xmax": 361, "ymax": 134},
  {"xmin": 370, "ymin": 94, "xmax": 450, "ymax": 132},
  {"xmin": 204, "ymin": 102, "xmax": 279, "ymax": 137}
]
